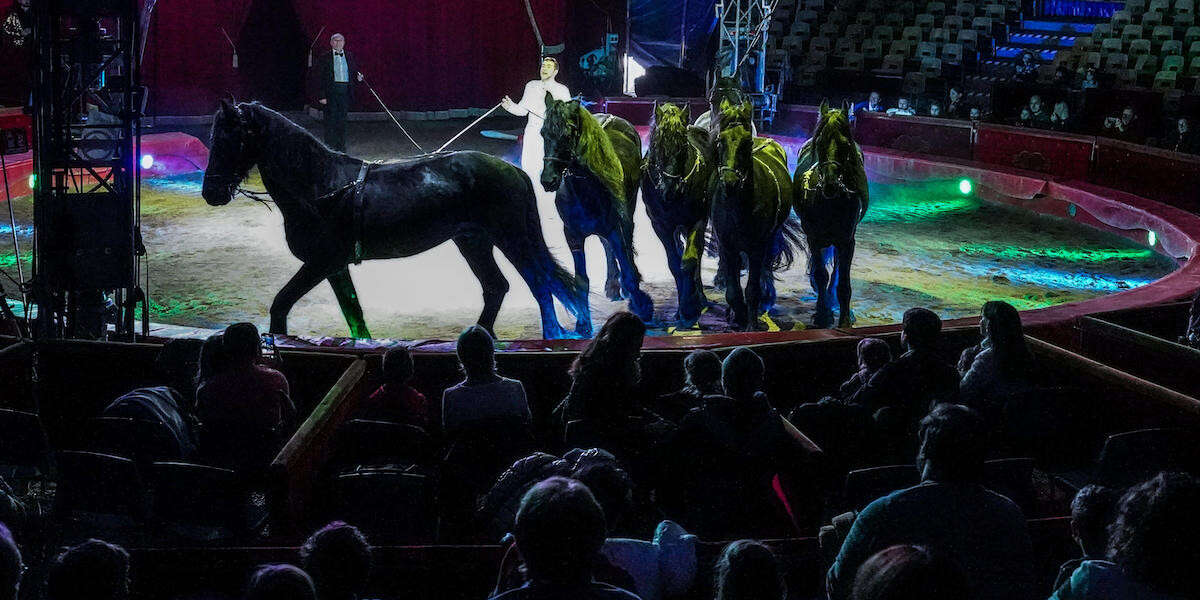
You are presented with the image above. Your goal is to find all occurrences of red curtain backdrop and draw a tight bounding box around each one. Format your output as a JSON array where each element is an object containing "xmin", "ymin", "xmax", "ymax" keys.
[{"xmin": 290, "ymin": 0, "xmax": 566, "ymax": 112}]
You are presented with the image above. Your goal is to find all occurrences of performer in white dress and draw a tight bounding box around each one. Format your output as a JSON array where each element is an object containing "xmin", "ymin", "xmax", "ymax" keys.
[{"xmin": 501, "ymin": 57, "xmax": 572, "ymax": 258}]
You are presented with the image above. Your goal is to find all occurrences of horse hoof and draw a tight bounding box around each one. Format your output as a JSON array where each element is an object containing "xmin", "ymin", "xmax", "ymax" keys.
[
  {"xmin": 605, "ymin": 281, "xmax": 624, "ymax": 301},
  {"xmin": 813, "ymin": 313, "xmax": 835, "ymax": 329},
  {"xmin": 838, "ymin": 310, "xmax": 857, "ymax": 328}
]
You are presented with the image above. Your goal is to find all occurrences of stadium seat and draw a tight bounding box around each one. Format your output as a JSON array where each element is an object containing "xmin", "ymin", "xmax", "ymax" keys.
[
  {"xmin": 790, "ymin": 21, "xmax": 812, "ymax": 39},
  {"xmin": 902, "ymin": 25, "xmax": 923, "ymax": 43},
  {"xmin": 804, "ymin": 0, "xmax": 824, "ymax": 9},
  {"xmin": 830, "ymin": 10, "xmax": 850, "ymax": 24},
  {"xmin": 920, "ymin": 56, "xmax": 943, "ymax": 77},
  {"xmin": 1104, "ymin": 52, "xmax": 1129, "ymax": 72},
  {"xmin": 1177, "ymin": 12, "xmax": 1196, "ymax": 26},
  {"xmin": 333, "ymin": 419, "xmax": 431, "ymax": 470},
  {"xmin": 1142, "ymin": 11, "xmax": 1164, "ymax": 28},
  {"xmin": 0, "ymin": 409, "xmax": 50, "ymax": 481},
  {"xmin": 804, "ymin": 50, "xmax": 828, "ymax": 71},
  {"xmin": 55, "ymin": 450, "xmax": 149, "ymax": 520},
  {"xmin": 917, "ymin": 41, "xmax": 937, "ymax": 58},
  {"xmin": 1096, "ymin": 428, "xmax": 1200, "ymax": 487},
  {"xmin": 1084, "ymin": 51, "xmax": 1103, "ymax": 69},
  {"xmin": 782, "ymin": 35, "xmax": 805, "ymax": 54},
  {"xmin": 1121, "ymin": 24, "xmax": 1144, "ymax": 46},
  {"xmin": 1129, "ymin": 38, "xmax": 1152, "ymax": 56},
  {"xmin": 984, "ymin": 3, "xmax": 1006, "ymax": 19},
  {"xmin": 811, "ymin": 36, "xmax": 832, "ymax": 53},
  {"xmin": 149, "ymin": 461, "xmax": 249, "ymax": 538},
  {"xmin": 1163, "ymin": 39, "xmax": 1184, "ymax": 55},
  {"xmin": 942, "ymin": 42, "xmax": 964, "ymax": 62},
  {"xmin": 957, "ymin": 2, "xmax": 976, "ymax": 17},
  {"xmin": 873, "ymin": 25, "xmax": 895, "ymax": 41},
  {"xmin": 831, "ymin": 37, "xmax": 853, "ymax": 55},
  {"xmin": 931, "ymin": 27, "xmax": 950, "ymax": 44},
  {"xmin": 902, "ymin": 71, "xmax": 927, "ymax": 94},
  {"xmin": 1112, "ymin": 9, "xmax": 1132, "ymax": 30},
  {"xmin": 889, "ymin": 39, "xmax": 914, "ymax": 57},
  {"xmin": 1149, "ymin": 0, "xmax": 1171, "ymax": 13},
  {"xmin": 796, "ymin": 9, "xmax": 819, "ymax": 23},
  {"xmin": 1114, "ymin": 67, "xmax": 1139, "ymax": 86},
  {"xmin": 1185, "ymin": 26, "xmax": 1200, "ymax": 48},
  {"xmin": 1127, "ymin": 0, "xmax": 1148, "ymax": 16},
  {"xmin": 1188, "ymin": 55, "xmax": 1200, "ymax": 75},
  {"xmin": 836, "ymin": 52, "xmax": 866, "ymax": 73},
  {"xmin": 820, "ymin": 22, "xmax": 840, "ymax": 38},
  {"xmin": 845, "ymin": 465, "xmax": 920, "ymax": 511},
  {"xmin": 1153, "ymin": 69, "xmax": 1179, "ymax": 90},
  {"xmin": 983, "ymin": 458, "xmax": 1036, "ymax": 513},
  {"xmin": 928, "ymin": 1, "xmax": 948, "ymax": 16},
  {"xmin": 1102, "ymin": 38, "xmax": 1124, "ymax": 54},
  {"xmin": 856, "ymin": 12, "xmax": 877, "ymax": 26},
  {"xmin": 1163, "ymin": 53, "xmax": 1185, "ymax": 70},
  {"xmin": 86, "ymin": 417, "xmax": 178, "ymax": 469},
  {"xmin": 846, "ymin": 23, "xmax": 867, "ymax": 40},
  {"xmin": 1136, "ymin": 54, "xmax": 1161, "ymax": 77},
  {"xmin": 885, "ymin": 11, "xmax": 906, "ymax": 28},
  {"xmin": 916, "ymin": 13, "xmax": 935, "ymax": 33},
  {"xmin": 1153, "ymin": 25, "xmax": 1175, "ymax": 45},
  {"xmin": 944, "ymin": 15, "xmax": 964, "ymax": 33},
  {"xmin": 972, "ymin": 16, "xmax": 993, "ymax": 34},
  {"xmin": 1092, "ymin": 23, "xmax": 1112, "ymax": 38},
  {"xmin": 861, "ymin": 37, "xmax": 883, "ymax": 58},
  {"xmin": 873, "ymin": 53, "xmax": 905, "ymax": 75},
  {"xmin": 334, "ymin": 468, "xmax": 434, "ymax": 542},
  {"xmin": 956, "ymin": 28, "xmax": 979, "ymax": 50}
]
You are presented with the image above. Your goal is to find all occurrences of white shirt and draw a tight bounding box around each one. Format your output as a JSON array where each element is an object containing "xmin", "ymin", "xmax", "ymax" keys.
[
  {"xmin": 333, "ymin": 52, "xmax": 349, "ymax": 83},
  {"xmin": 516, "ymin": 79, "xmax": 571, "ymax": 134}
]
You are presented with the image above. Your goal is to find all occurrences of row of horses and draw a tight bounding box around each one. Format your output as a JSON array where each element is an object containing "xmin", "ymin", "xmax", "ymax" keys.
[
  {"xmin": 198, "ymin": 96, "xmax": 866, "ymax": 341},
  {"xmin": 540, "ymin": 94, "xmax": 869, "ymax": 332}
]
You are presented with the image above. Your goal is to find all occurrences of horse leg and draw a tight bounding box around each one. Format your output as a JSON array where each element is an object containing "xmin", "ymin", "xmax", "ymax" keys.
[
  {"xmin": 453, "ymin": 235, "xmax": 510, "ymax": 337},
  {"xmin": 678, "ymin": 222, "xmax": 709, "ymax": 326},
  {"xmin": 808, "ymin": 245, "xmax": 834, "ymax": 329},
  {"xmin": 606, "ymin": 229, "xmax": 654, "ymax": 322},
  {"xmin": 653, "ymin": 222, "xmax": 688, "ymax": 323},
  {"xmin": 327, "ymin": 268, "xmax": 372, "ymax": 339},
  {"xmin": 835, "ymin": 240, "xmax": 857, "ymax": 327},
  {"xmin": 600, "ymin": 237, "xmax": 624, "ymax": 301},
  {"xmin": 721, "ymin": 247, "xmax": 748, "ymax": 330},
  {"xmin": 745, "ymin": 253, "xmax": 766, "ymax": 332},
  {"xmin": 270, "ymin": 263, "xmax": 333, "ymax": 335}
]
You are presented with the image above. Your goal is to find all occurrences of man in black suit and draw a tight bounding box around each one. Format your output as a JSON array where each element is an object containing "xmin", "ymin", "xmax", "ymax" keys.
[{"xmin": 316, "ymin": 33, "xmax": 363, "ymax": 151}]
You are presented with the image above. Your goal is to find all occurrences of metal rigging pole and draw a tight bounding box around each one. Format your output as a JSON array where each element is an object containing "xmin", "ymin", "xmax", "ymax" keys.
[
  {"xmin": 715, "ymin": 0, "xmax": 779, "ymax": 127},
  {"xmin": 31, "ymin": 0, "xmax": 146, "ymax": 340}
]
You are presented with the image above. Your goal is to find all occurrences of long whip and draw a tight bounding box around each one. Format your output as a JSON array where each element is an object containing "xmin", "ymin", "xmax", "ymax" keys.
[
  {"xmin": 361, "ymin": 76, "xmax": 423, "ymax": 152},
  {"xmin": 436, "ymin": 102, "xmax": 504, "ymax": 153}
]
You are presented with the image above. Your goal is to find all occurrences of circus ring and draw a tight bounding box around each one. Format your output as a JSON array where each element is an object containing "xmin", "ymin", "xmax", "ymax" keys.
[{"xmin": 2, "ymin": 109, "xmax": 1200, "ymax": 354}]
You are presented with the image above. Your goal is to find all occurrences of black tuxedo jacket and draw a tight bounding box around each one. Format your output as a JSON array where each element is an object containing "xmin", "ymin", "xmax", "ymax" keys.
[{"xmin": 316, "ymin": 50, "xmax": 358, "ymax": 100}]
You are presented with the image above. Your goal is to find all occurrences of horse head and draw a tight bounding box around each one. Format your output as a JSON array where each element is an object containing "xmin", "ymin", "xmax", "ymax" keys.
[
  {"xmin": 650, "ymin": 103, "xmax": 691, "ymax": 170},
  {"xmin": 711, "ymin": 100, "xmax": 755, "ymax": 188},
  {"xmin": 809, "ymin": 100, "xmax": 855, "ymax": 198},
  {"xmin": 540, "ymin": 92, "xmax": 584, "ymax": 192},
  {"xmin": 202, "ymin": 100, "xmax": 264, "ymax": 206}
]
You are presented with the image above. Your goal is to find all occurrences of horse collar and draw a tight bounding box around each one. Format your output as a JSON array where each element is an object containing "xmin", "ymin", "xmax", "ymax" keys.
[{"xmin": 351, "ymin": 161, "xmax": 373, "ymax": 263}]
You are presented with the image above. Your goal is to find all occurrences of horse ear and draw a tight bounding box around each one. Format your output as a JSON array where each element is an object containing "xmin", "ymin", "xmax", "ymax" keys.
[
  {"xmin": 684, "ymin": 104, "xmax": 692, "ymax": 121},
  {"xmin": 842, "ymin": 99, "xmax": 852, "ymax": 113},
  {"xmin": 819, "ymin": 100, "xmax": 830, "ymax": 117},
  {"xmin": 686, "ymin": 125, "xmax": 714, "ymax": 164},
  {"xmin": 741, "ymin": 100, "xmax": 753, "ymax": 116},
  {"xmin": 544, "ymin": 91, "xmax": 557, "ymax": 108},
  {"xmin": 220, "ymin": 98, "xmax": 240, "ymax": 122}
]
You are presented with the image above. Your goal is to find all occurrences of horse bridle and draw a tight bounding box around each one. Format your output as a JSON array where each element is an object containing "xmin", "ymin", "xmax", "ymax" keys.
[{"xmin": 810, "ymin": 157, "xmax": 854, "ymax": 198}]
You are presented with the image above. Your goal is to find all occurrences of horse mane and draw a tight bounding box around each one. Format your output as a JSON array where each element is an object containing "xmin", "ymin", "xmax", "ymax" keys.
[
  {"xmin": 573, "ymin": 104, "xmax": 628, "ymax": 207},
  {"xmin": 647, "ymin": 105, "xmax": 692, "ymax": 177}
]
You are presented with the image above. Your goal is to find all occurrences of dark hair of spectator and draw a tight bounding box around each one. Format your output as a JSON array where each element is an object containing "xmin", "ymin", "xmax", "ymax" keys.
[
  {"xmin": 382, "ymin": 346, "xmax": 415, "ymax": 385},
  {"xmin": 683, "ymin": 349, "xmax": 723, "ymax": 396},
  {"xmin": 223, "ymin": 322, "xmax": 262, "ymax": 365},
  {"xmin": 916, "ymin": 404, "xmax": 988, "ymax": 483},
  {"xmin": 245, "ymin": 564, "xmax": 317, "ymax": 600},
  {"xmin": 1107, "ymin": 472, "xmax": 1200, "ymax": 596},
  {"xmin": 721, "ymin": 347, "xmax": 764, "ymax": 401},
  {"xmin": 456, "ymin": 325, "xmax": 497, "ymax": 382},
  {"xmin": 714, "ymin": 540, "xmax": 786, "ymax": 600},
  {"xmin": 155, "ymin": 338, "xmax": 204, "ymax": 397},
  {"xmin": 0, "ymin": 523, "xmax": 20, "ymax": 600},
  {"xmin": 857, "ymin": 338, "xmax": 892, "ymax": 372},
  {"xmin": 901, "ymin": 307, "xmax": 942, "ymax": 351},
  {"xmin": 300, "ymin": 521, "xmax": 372, "ymax": 600},
  {"xmin": 571, "ymin": 458, "xmax": 634, "ymax": 530},
  {"xmin": 1071, "ymin": 485, "xmax": 1119, "ymax": 558},
  {"xmin": 568, "ymin": 311, "xmax": 646, "ymax": 417},
  {"xmin": 981, "ymin": 300, "xmax": 1031, "ymax": 375},
  {"xmin": 198, "ymin": 332, "xmax": 230, "ymax": 385},
  {"xmin": 513, "ymin": 477, "xmax": 607, "ymax": 585},
  {"xmin": 850, "ymin": 545, "xmax": 969, "ymax": 600},
  {"xmin": 44, "ymin": 539, "xmax": 130, "ymax": 600}
]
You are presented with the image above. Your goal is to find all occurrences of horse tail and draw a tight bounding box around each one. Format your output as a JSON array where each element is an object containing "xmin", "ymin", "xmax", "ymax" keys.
[
  {"xmin": 500, "ymin": 171, "xmax": 590, "ymax": 322},
  {"xmin": 769, "ymin": 214, "xmax": 806, "ymax": 273}
]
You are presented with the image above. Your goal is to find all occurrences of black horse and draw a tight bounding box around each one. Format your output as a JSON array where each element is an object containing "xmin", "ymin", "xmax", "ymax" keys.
[
  {"xmin": 642, "ymin": 102, "xmax": 714, "ymax": 327},
  {"xmin": 540, "ymin": 94, "xmax": 654, "ymax": 323},
  {"xmin": 689, "ymin": 101, "xmax": 797, "ymax": 331},
  {"xmin": 794, "ymin": 102, "xmax": 869, "ymax": 328},
  {"xmin": 200, "ymin": 101, "xmax": 591, "ymax": 340}
]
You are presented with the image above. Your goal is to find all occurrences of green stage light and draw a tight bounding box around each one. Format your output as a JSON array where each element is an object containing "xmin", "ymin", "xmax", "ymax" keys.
[{"xmin": 958, "ymin": 178, "xmax": 973, "ymax": 195}]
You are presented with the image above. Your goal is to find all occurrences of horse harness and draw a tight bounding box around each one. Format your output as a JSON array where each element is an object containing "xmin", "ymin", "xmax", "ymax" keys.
[{"xmin": 350, "ymin": 160, "xmax": 372, "ymax": 264}]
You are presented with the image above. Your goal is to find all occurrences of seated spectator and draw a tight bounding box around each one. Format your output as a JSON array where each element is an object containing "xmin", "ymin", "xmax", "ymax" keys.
[
  {"xmin": 44, "ymin": 539, "xmax": 131, "ymax": 600},
  {"xmin": 1053, "ymin": 485, "xmax": 1119, "ymax": 590},
  {"xmin": 927, "ymin": 101, "xmax": 942, "ymax": 118},
  {"xmin": 1103, "ymin": 106, "xmax": 1144, "ymax": 144},
  {"xmin": 826, "ymin": 404, "xmax": 1034, "ymax": 600},
  {"xmin": 852, "ymin": 91, "xmax": 885, "ymax": 115},
  {"xmin": 663, "ymin": 347, "xmax": 822, "ymax": 539},
  {"xmin": 1014, "ymin": 51, "xmax": 1038, "ymax": 83},
  {"xmin": 885, "ymin": 98, "xmax": 915, "ymax": 117},
  {"xmin": 358, "ymin": 346, "xmax": 429, "ymax": 429},
  {"xmin": 1162, "ymin": 117, "xmax": 1198, "ymax": 154},
  {"xmin": 945, "ymin": 87, "xmax": 965, "ymax": 119},
  {"xmin": 839, "ymin": 338, "xmax": 892, "ymax": 401},
  {"xmin": 1182, "ymin": 288, "xmax": 1200, "ymax": 349},
  {"xmin": 714, "ymin": 540, "xmax": 785, "ymax": 600},
  {"xmin": 197, "ymin": 332, "xmax": 230, "ymax": 387},
  {"xmin": 300, "ymin": 521, "xmax": 372, "ymax": 600},
  {"xmin": 245, "ymin": 564, "xmax": 317, "ymax": 600},
  {"xmin": 0, "ymin": 523, "xmax": 20, "ymax": 600},
  {"xmin": 968, "ymin": 107, "xmax": 982, "ymax": 121},
  {"xmin": 850, "ymin": 545, "xmax": 968, "ymax": 600},
  {"xmin": 1052, "ymin": 472, "xmax": 1200, "ymax": 599},
  {"xmin": 103, "ymin": 339, "xmax": 204, "ymax": 460},
  {"xmin": 1016, "ymin": 106, "xmax": 1034, "ymax": 127},
  {"xmin": 847, "ymin": 308, "xmax": 959, "ymax": 423},
  {"xmin": 195, "ymin": 322, "xmax": 295, "ymax": 469},
  {"xmin": 1027, "ymin": 95, "xmax": 1051, "ymax": 127},
  {"xmin": 788, "ymin": 337, "xmax": 885, "ymax": 469},
  {"xmin": 442, "ymin": 325, "xmax": 530, "ymax": 437},
  {"xmin": 1079, "ymin": 67, "xmax": 1099, "ymax": 90},
  {"xmin": 654, "ymin": 349, "xmax": 722, "ymax": 423},
  {"xmin": 1049, "ymin": 101, "xmax": 1072, "ymax": 131},
  {"xmin": 489, "ymin": 477, "xmax": 639, "ymax": 600},
  {"xmin": 1052, "ymin": 66, "xmax": 1074, "ymax": 88},
  {"xmin": 958, "ymin": 300, "xmax": 1034, "ymax": 423}
]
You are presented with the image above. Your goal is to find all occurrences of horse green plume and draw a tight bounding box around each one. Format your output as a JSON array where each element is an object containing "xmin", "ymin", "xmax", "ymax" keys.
[{"xmin": 542, "ymin": 96, "xmax": 628, "ymax": 212}]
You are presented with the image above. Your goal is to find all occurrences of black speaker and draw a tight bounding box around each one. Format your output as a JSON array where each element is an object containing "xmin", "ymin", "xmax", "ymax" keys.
[
  {"xmin": 42, "ymin": 191, "xmax": 135, "ymax": 289},
  {"xmin": 634, "ymin": 66, "xmax": 706, "ymax": 98}
]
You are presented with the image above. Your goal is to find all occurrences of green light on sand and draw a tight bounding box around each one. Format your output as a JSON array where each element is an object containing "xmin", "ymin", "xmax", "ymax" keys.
[
  {"xmin": 958, "ymin": 179, "xmax": 973, "ymax": 195},
  {"xmin": 1148, "ymin": 230, "xmax": 1157, "ymax": 247}
]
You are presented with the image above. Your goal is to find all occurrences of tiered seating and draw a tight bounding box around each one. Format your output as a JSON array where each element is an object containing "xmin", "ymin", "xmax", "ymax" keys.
[{"xmin": 1063, "ymin": 0, "xmax": 1200, "ymax": 93}]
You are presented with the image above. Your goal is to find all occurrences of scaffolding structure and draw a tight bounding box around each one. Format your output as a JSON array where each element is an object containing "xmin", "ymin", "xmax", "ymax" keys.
[
  {"xmin": 714, "ymin": 0, "xmax": 779, "ymax": 126},
  {"xmin": 31, "ymin": 0, "xmax": 146, "ymax": 340}
]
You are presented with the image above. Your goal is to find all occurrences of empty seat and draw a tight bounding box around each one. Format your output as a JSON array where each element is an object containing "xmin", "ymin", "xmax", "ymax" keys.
[
  {"xmin": 1163, "ymin": 39, "xmax": 1184, "ymax": 55},
  {"xmin": 1127, "ymin": 0, "xmax": 1148, "ymax": 16},
  {"xmin": 856, "ymin": 12, "xmax": 877, "ymax": 26},
  {"xmin": 885, "ymin": 11, "xmax": 906, "ymax": 28},
  {"xmin": 873, "ymin": 53, "xmax": 905, "ymax": 75},
  {"xmin": 1164, "ymin": 54, "xmax": 1185, "ymax": 70},
  {"xmin": 1136, "ymin": 54, "xmax": 1160, "ymax": 76},
  {"xmin": 983, "ymin": 458, "xmax": 1036, "ymax": 512},
  {"xmin": 1175, "ymin": 11, "xmax": 1195, "ymax": 26},
  {"xmin": 334, "ymin": 419, "xmax": 431, "ymax": 469},
  {"xmin": 920, "ymin": 56, "xmax": 943, "ymax": 76},
  {"xmin": 927, "ymin": 1, "xmax": 948, "ymax": 16},
  {"xmin": 1092, "ymin": 23, "xmax": 1112, "ymax": 38},
  {"xmin": 819, "ymin": 22, "xmax": 840, "ymax": 38},
  {"xmin": 845, "ymin": 23, "xmax": 867, "ymax": 40},
  {"xmin": 54, "ymin": 451, "xmax": 149, "ymax": 520},
  {"xmin": 828, "ymin": 10, "xmax": 849, "ymax": 24},
  {"xmin": 1185, "ymin": 26, "xmax": 1200, "ymax": 48},
  {"xmin": 1112, "ymin": 10, "xmax": 1132, "ymax": 30},
  {"xmin": 915, "ymin": 13, "xmax": 935, "ymax": 32},
  {"xmin": 984, "ymin": 3, "xmax": 1006, "ymax": 19},
  {"xmin": 889, "ymin": 39, "xmax": 913, "ymax": 57},
  {"xmin": 1189, "ymin": 54, "xmax": 1200, "ymax": 75},
  {"xmin": 917, "ymin": 41, "xmax": 937, "ymax": 58},
  {"xmin": 790, "ymin": 21, "xmax": 812, "ymax": 37},
  {"xmin": 1142, "ymin": 11, "xmax": 1164, "ymax": 28},
  {"xmin": 944, "ymin": 15, "xmax": 964, "ymax": 32},
  {"xmin": 1114, "ymin": 67, "xmax": 1138, "ymax": 86},
  {"xmin": 1096, "ymin": 428, "xmax": 1200, "ymax": 487},
  {"xmin": 1121, "ymin": 24, "xmax": 1144, "ymax": 45},
  {"xmin": 0, "ymin": 409, "xmax": 50, "ymax": 480},
  {"xmin": 811, "ymin": 36, "xmax": 832, "ymax": 53},
  {"xmin": 796, "ymin": 9, "xmax": 819, "ymax": 22},
  {"xmin": 1102, "ymin": 37, "xmax": 1124, "ymax": 54},
  {"xmin": 942, "ymin": 42, "xmax": 964, "ymax": 62},
  {"xmin": 837, "ymin": 52, "xmax": 866, "ymax": 72},
  {"xmin": 957, "ymin": 2, "xmax": 976, "ymax": 17},
  {"xmin": 1153, "ymin": 25, "xmax": 1175, "ymax": 44},
  {"xmin": 861, "ymin": 38, "xmax": 883, "ymax": 58},
  {"xmin": 834, "ymin": 37, "xmax": 856, "ymax": 55},
  {"xmin": 845, "ymin": 465, "xmax": 919, "ymax": 510},
  {"xmin": 1129, "ymin": 38, "xmax": 1152, "ymax": 56},
  {"xmin": 1083, "ymin": 51, "xmax": 1103, "ymax": 69},
  {"xmin": 1153, "ymin": 70, "xmax": 1179, "ymax": 90},
  {"xmin": 333, "ymin": 468, "xmax": 434, "ymax": 542},
  {"xmin": 1149, "ymin": 0, "xmax": 1171, "ymax": 12},
  {"xmin": 873, "ymin": 25, "xmax": 895, "ymax": 41},
  {"xmin": 1104, "ymin": 52, "xmax": 1129, "ymax": 71},
  {"xmin": 972, "ymin": 16, "xmax": 993, "ymax": 33},
  {"xmin": 956, "ymin": 28, "xmax": 979, "ymax": 49},
  {"xmin": 902, "ymin": 71, "xmax": 927, "ymax": 94},
  {"xmin": 782, "ymin": 35, "xmax": 806, "ymax": 54},
  {"xmin": 931, "ymin": 27, "xmax": 950, "ymax": 44},
  {"xmin": 150, "ymin": 461, "xmax": 249, "ymax": 536},
  {"xmin": 902, "ymin": 25, "xmax": 923, "ymax": 43}
]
